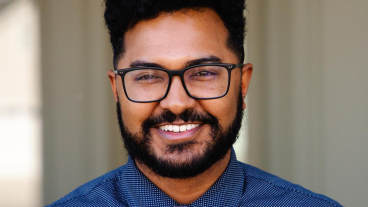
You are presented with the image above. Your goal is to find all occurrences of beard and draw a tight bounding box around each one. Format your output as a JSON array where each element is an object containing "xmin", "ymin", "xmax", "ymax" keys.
[{"xmin": 116, "ymin": 90, "xmax": 244, "ymax": 179}]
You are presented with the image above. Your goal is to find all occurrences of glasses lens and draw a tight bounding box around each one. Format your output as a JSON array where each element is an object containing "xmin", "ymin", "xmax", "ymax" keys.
[
  {"xmin": 184, "ymin": 65, "xmax": 229, "ymax": 98},
  {"xmin": 124, "ymin": 69, "xmax": 169, "ymax": 102}
]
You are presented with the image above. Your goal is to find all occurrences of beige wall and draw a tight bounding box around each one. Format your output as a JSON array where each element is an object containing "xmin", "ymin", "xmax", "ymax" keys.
[
  {"xmin": 40, "ymin": 0, "xmax": 368, "ymax": 206},
  {"xmin": 40, "ymin": 1, "xmax": 126, "ymax": 204},
  {"xmin": 247, "ymin": 0, "xmax": 368, "ymax": 206}
]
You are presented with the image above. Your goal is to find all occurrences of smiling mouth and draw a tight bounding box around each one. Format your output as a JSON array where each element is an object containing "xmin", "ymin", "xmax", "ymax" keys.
[{"xmin": 158, "ymin": 124, "xmax": 200, "ymax": 133}]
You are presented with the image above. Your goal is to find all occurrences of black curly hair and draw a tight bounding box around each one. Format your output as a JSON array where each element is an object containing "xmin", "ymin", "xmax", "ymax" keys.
[{"xmin": 104, "ymin": 0, "xmax": 246, "ymax": 69}]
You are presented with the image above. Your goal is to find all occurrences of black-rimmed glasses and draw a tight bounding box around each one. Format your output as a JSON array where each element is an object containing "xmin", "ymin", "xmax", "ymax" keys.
[{"xmin": 114, "ymin": 63, "xmax": 243, "ymax": 103}]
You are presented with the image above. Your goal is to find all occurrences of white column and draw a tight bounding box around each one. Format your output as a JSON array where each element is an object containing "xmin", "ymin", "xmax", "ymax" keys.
[{"xmin": 0, "ymin": 0, "xmax": 41, "ymax": 206}]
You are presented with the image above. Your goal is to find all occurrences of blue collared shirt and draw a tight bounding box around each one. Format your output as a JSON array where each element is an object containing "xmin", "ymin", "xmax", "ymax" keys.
[{"xmin": 48, "ymin": 149, "xmax": 342, "ymax": 206}]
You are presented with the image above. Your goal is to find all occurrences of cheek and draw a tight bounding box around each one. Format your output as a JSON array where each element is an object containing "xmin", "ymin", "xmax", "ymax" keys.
[
  {"xmin": 117, "ymin": 84, "xmax": 158, "ymax": 133},
  {"xmin": 202, "ymin": 72, "xmax": 241, "ymax": 128},
  {"xmin": 200, "ymin": 90, "xmax": 239, "ymax": 129}
]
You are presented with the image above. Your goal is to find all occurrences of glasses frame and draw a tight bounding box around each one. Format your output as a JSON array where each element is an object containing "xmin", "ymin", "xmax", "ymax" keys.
[{"xmin": 114, "ymin": 63, "xmax": 244, "ymax": 103}]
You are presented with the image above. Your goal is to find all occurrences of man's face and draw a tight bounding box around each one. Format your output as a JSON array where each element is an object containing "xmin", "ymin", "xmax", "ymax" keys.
[{"xmin": 109, "ymin": 9, "xmax": 252, "ymax": 178}]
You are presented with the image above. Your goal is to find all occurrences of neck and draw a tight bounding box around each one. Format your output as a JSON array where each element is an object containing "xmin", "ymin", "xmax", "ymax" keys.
[{"xmin": 135, "ymin": 150, "xmax": 231, "ymax": 205}]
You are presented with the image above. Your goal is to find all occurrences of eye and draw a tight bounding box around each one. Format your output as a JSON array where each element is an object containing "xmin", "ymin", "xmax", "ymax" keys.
[
  {"xmin": 195, "ymin": 70, "xmax": 216, "ymax": 76},
  {"xmin": 134, "ymin": 72, "xmax": 166, "ymax": 84},
  {"xmin": 189, "ymin": 70, "xmax": 218, "ymax": 80},
  {"xmin": 126, "ymin": 69, "xmax": 168, "ymax": 85},
  {"xmin": 136, "ymin": 74, "xmax": 156, "ymax": 81}
]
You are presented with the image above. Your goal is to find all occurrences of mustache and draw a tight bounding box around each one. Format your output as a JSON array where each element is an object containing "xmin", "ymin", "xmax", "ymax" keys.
[{"xmin": 142, "ymin": 109, "xmax": 219, "ymax": 133}]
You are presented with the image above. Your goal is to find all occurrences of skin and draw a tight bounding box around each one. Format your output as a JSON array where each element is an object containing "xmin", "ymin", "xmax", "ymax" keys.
[{"xmin": 108, "ymin": 9, "xmax": 253, "ymax": 205}]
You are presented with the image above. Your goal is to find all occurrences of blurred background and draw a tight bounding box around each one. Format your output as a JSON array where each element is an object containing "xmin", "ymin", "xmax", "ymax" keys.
[{"xmin": 0, "ymin": 0, "xmax": 367, "ymax": 206}]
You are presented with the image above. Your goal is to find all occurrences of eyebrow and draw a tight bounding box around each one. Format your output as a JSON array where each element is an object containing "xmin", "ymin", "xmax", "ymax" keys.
[
  {"xmin": 185, "ymin": 56, "xmax": 222, "ymax": 67},
  {"xmin": 129, "ymin": 55, "xmax": 222, "ymax": 69}
]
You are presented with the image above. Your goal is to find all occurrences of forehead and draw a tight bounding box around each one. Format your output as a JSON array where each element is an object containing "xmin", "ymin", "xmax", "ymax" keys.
[{"xmin": 120, "ymin": 8, "xmax": 237, "ymax": 68}]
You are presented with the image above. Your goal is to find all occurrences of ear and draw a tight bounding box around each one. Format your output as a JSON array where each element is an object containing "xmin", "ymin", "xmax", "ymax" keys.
[
  {"xmin": 108, "ymin": 70, "xmax": 118, "ymax": 102},
  {"xmin": 241, "ymin": 63, "xmax": 253, "ymax": 110}
]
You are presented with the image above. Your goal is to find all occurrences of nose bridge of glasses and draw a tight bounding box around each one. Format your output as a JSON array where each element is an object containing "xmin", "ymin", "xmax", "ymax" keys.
[
  {"xmin": 166, "ymin": 69, "xmax": 189, "ymax": 94},
  {"xmin": 167, "ymin": 69, "xmax": 185, "ymax": 78},
  {"xmin": 166, "ymin": 68, "xmax": 189, "ymax": 92}
]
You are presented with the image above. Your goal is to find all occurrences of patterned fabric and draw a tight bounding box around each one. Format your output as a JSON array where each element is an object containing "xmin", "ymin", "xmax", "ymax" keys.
[{"xmin": 47, "ymin": 149, "xmax": 342, "ymax": 207}]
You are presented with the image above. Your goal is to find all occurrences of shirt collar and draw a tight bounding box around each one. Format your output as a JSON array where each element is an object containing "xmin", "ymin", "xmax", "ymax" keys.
[{"xmin": 119, "ymin": 148, "xmax": 244, "ymax": 206}]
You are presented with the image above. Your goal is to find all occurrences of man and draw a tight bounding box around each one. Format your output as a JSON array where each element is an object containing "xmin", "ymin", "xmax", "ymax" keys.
[{"xmin": 49, "ymin": 0, "xmax": 342, "ymax": 206}]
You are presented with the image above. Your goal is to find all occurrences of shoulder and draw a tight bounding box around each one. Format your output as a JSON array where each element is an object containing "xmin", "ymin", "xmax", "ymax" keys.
[
  {"xmin": 237, "ymin": 162, "xmax": 342, "ymax": 207},
  {"xmin": 46, "ymin": 165, "xmax": 129, "ymax": 207}
]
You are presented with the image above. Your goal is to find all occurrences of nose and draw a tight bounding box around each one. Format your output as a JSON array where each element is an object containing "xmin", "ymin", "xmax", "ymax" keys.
[{"xmin": 159, "ymin": 76, "xmax": 195, "ymax": 115}]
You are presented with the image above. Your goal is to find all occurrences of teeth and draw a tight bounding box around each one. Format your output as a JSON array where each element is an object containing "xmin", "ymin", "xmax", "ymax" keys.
[
  {"xmin": 159, "ymin": 124, "xmax": 199, "ymax": 133},
  {"xmin": 179, "ymin": 125, "xmax": 186, "ymax": 132},
  {"xmin": 173, "ymin": 125, "xmax": 180, "ymax": 132}
]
